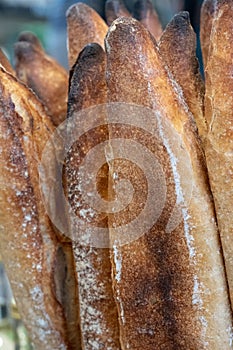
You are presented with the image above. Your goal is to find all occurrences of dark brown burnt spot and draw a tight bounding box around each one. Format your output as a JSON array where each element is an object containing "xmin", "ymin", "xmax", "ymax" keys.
[{"xmin": 68, "ymin": 43, "xmax": 106, "ymax": 114}]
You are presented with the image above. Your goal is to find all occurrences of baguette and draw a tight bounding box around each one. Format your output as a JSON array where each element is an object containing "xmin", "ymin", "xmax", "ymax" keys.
[
  {"xmin": 105, "ymin": 17, "xmax": 233, "ymax": 349},
  {"xmin": 133, "ymin": 0, "xmax": 162, "ymax": 40},
  {"xmin": 14, "ymin": 39, "xmax": 68, "ymax": 127},
  {"xmin": 65, "ymin": 43, "xmax": 120, "ymax": 349},
  {"xmin": 200, "ymin": 0, "xmax": 215, "ymax": 70},
  {"xmin": 0, "ymin": 48, "xmax": 15, "ymax": 75},
  {"xmin": 105, "ymin": 0, "xmax": 131, "ymax": 26},
  {"xmin": 66, "ymin": 3, "xmax": 108, "ymax": 69},
  {"xmin": 159, "ymin": 12, "xmax": 206, "ymax": 141},
  {"xmin": 0, "ymin": 68, "xmax": 81, "ymax": 349},
  {"xmin": 203, "ymin": 0, "xmax": 233, "ymax": 309}
]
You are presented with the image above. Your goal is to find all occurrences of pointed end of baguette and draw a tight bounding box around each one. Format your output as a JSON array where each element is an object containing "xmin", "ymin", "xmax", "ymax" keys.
[
  {"xmin": 66, "ymin": 2, "xmax": 92, "ymax": 19},
  {"xmin": 105, "ymin": 17, "xmax": 143, "ymax": 51}
]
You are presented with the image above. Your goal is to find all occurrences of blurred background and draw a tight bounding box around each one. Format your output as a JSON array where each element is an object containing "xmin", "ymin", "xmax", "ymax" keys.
[
  {"xmin": 0, "ymin": 0, "xmax": 203, "ymax": 349},
  {"xmin": 0, "ymin": 0, "xmax": 204, "ymax": 68}
]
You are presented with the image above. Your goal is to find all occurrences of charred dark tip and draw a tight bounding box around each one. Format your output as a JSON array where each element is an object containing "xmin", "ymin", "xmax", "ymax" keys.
[
  {"xmin": 174, "ymin": 11, "xmax": 190, "ymax": 23},
  {"xmin": 165, "ymin": 11, "xmax": 191, "ymax": 34},
  {"xmin": 69, "ymin": 43, "xmax": 104, "ymax": 86},
  {"xmin": 78, "ymin": 42, "xmax": 105, "ymax": 63}
]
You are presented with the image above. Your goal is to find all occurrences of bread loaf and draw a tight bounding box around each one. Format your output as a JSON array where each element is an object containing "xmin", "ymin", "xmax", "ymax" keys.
[
  {"xmin": 65, "ymin": 43, "xmax": 120, "ymax": 349},
  {"xmin": 159, "ymin": 12, "xmax": 206, "ymax": 141},
  {"xmin": 14, "ymin": 38, "xmax": 68, "ymax": 127},
  {"xmin": 66, "ymin": 3, "xmax": 108, "ymax": 68},
  {"xmin": 105, "ymin": 17, "xmax": 233, "ymax": 349},
  {"xmin": 202, "ymin": 0, "xmax": 233, "ymax": 309},
  {"xmin": 0, "ymin": 68, "xmax": 81, "ymax": 349}
]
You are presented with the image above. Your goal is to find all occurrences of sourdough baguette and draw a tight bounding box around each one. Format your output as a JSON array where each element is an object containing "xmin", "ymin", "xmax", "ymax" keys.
[
  {"xmin": 0, "ymin": 49, "xmax": 15, "ymax": 75},
  {"xmin": 14, "ymin": 39, "xmax": 68, "ymax": 127},
  {"xmin": 65, "ymin": 43, "xmax": 120, "ymax": 349},
  {"xmin": 159, "ymin": 12, "xmax": 206, "ymax": 141},
  {"xmin": 66, "ymin": 3, "xmax": 108, "ymax": 69},
  {"xmin": 0, "ymin": 68, "xmax": 81, "ymax": 349},
  {"xmin": 133, "ymin": 0, "xmax": 162, "ymax": 40},
  {"xmin": 105, "ymin": 0, "xmax": 131, "ymax": 25},
  {"xmin": 105, "ymin": 17, "xmax": 233, "ymax": 349},
  {"xmin": 203, "ymin": 0, "xmax": 233, "ymax": 308},
  {"xmin": 200, "ymin": 0, "xmax": 215, "ymax": 70}
]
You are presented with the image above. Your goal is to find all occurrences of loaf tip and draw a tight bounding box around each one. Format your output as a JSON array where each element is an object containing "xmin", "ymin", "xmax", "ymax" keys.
[{"xmin": 66, "ymin": 2, "xmax": 90, "ymax": 19}]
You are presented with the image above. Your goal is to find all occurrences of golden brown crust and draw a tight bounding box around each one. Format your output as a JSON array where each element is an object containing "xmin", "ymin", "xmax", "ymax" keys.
[
  {"xmin": 0, "ymin": 68, "xmax": 67, "ymax": 349},
  {"xmin": 203, "ymin": 0, "xmax": 233, "ymax": 309},
  {"xmin": 105, "ymin": 17, "xmax": 233, "ymax": 349},
  {"xmin": 0, "ymin": 68, "xmax": 81, "ymax": 349},
  {"xmin": 65, "ymin": 43, "xmax": 120, "ymax": 349},
  {"xmin": 200, "ymin": 0, "xmax": 215, "ymax": 71},
  {"xmin": 66, "ymin": 3, "xmax": 108, "ymax": 68},
  {"xmin": 0, "ymin": 48, "xmax": 15, "ymax": 75},
  {"xmin": 14, "ymin": 40, "xmax": 68, "ymax": 127},
  {"xmin": 159, "ymin": 11, "xmax": 207, "ymax": 141},
  {"xmin": 133, "ymin": 0, "xmax": 162, "ymax": 41},
  {"xmin": 105, "ymin": 0, "xmax": 131, "ymax": 26}
]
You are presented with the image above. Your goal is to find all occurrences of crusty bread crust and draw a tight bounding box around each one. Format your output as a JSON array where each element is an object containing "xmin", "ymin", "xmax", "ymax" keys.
[
  {"xmin": 159, "ymin": 12, "xmax": 206, "ymax": 142},
  {"xmin": 105, "ymin": 17, "xmax": 233, "ymax": 349},
  {"xmin": 203, "ymin": 0, "xmax": 233, "ymax": 310},
  {"xmin": 66, "ymin": 3, "xmax": 108, "ymax": 69},
  {"xmin": 65, "ymin": 43, "xmax": 120, "ymax": 349},
  {"xmin": 0, "ymin": 68, "xmax": 81, "ymax": 349}
]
